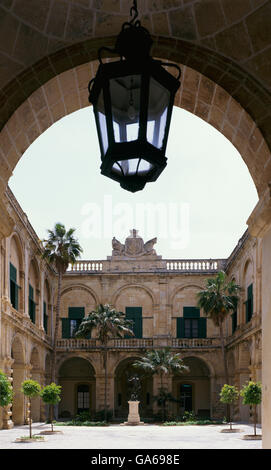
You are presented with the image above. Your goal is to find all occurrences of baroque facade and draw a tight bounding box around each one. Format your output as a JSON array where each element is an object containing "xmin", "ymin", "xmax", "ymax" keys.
[{"xmin": 0, "ymin": 188, "xmax": 261, "ymax": 428}]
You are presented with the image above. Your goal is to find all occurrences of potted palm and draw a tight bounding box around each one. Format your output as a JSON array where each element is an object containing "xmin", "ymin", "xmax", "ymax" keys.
[
  {"xmin": 197, "ymin": 271, "xmax": 241, "ymax": 420},
  {"xmin": 133, "ymin": 348, "xmax": 189, "ymax": 421},
  {"xmin": 41, "ymin": 223, "xmax": 83, "ymax": 383}
]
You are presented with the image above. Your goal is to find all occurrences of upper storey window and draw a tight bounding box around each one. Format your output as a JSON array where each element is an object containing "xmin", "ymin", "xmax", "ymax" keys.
[
  {"xmin": 10, "ymin": 263, "xmax": 20, "ymax": 311},
  {"xmin": 177, "ymin": 307, "xmax": 206, "ymax": 339},
  {"xmin": 245, "ymin": 283, "xmax": 253, "ymax": 323}
]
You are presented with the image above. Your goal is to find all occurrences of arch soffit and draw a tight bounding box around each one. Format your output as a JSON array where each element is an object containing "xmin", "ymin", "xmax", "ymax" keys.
[
  {"xmin": 112, "ymin": 283, "xmax": 155, "ymax": 306},
  {"xmin": 43, "ymin": 277, "xmax": 51, "ymax": 302},
  {"xmin": 60, "ymin": 283, "xmax": 99, "ymax": 305},
  {"xmin": 241, "ymin": 256, "xmax": 254, "ymax": 284},
  {"xmin": 113, "ymin": 354, "xmax": 146, "ymax": 376},
  {"xmin": 0, "ymin": 36, "xmax": 270, "ymax": 198},
  {"xmin": 11, "ymin": 333, "xmax": 25, "ymax": 363},
  {"xmin": 10, "ymin": 230, "xmax": 24, "ymax": 269},
  {"xmin": 57, "ymin": 354, "xmax": 98, "ymax": 377},
  {"xmin": 29, "ymin": 256, "xmax": 40, "ymax": 287},
  {"xmin": 30, "ymin": 346, "xmax": 41, "ymax": 369},
  {"xmin": 170, "ymin": 283, "xmax": 203, "ymax": 305},
  {"xmin": 180, "ymin": 353, "xmax": 216, "ymax": 378}
]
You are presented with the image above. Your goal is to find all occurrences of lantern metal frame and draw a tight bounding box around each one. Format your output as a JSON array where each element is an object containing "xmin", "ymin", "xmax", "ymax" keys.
[{"xmin": 88, "ymin": 0, "xmax": 181, "ymax": 192}]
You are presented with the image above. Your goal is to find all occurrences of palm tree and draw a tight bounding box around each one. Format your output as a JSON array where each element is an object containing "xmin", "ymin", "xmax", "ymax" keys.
[
  {"xmin": 75, "ymin": 304, "xmax": 134, "ymax": 421},
  {"xmin": 197, "ymin": 271, "xmax": 241, "ymax": 420},
  {"xmin": 42, "ymin": 223, "xmax": 83, "ymax": 382},
  {"xmin": 133, "ymin": 348, "xmax": 189, "ymax": 420}
]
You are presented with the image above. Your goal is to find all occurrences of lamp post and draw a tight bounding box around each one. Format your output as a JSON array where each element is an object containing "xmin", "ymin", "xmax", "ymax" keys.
[{"xmin": 88, "ymin": 0, "xmax": 181, "ymax": 193}]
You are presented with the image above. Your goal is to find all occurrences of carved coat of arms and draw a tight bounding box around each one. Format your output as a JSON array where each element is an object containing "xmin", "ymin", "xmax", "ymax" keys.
[{"xmin": 111, "ymin": 230, "xmax": 157, "ymax": 258}]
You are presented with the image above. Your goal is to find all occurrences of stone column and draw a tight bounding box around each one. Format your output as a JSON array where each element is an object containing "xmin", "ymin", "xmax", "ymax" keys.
[
  {"xmin": 247, "ymin": 186, "xmax": 271, "ymax": 448},
  {"xmin": 2, "ymin": 356, "xmax": 14, "ymax": 429}
]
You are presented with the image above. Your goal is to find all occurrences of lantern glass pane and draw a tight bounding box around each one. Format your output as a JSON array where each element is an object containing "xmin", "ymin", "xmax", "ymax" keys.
[
  {"xmin": 112, "ymin": 159, "xmax": 153, "ymax": 176},
  {"xmin": 110, "ymin": 74, "xmax": 141, "ymax": 143},
  {"xmin": 97, "ymin": 91, "xmax": 108, "ymax": 154},
  {"xmin": 147, "ymin": 77, "xmax": 170, "ymax": 149}
]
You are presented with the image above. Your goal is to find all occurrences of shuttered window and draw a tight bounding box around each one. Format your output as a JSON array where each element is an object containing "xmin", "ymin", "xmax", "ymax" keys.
[
  {"xmin": 29, "ymin": 283, "xmax": 36, "ymax": 323},
  {"xmin": 61, "ymin": 307, "xmax": 85, "ymax": 338},
  {"xmin": 177, "ymin": 307, "xmax": 206, "ymax": 338},
  {"xmin": 245, "ymin": 284, "xmax": 253, "ymax": 323},
  {"xmin": 231, "ymin": 310, "xmax": 237, "ymax": 334},
  {"xmin": 10, "ymin": 263, "xmax": 20, "ymax": 311},
  {"xmin": 43, "ymin": 301, "xmax": 48, "ymax": 334},
  {"xmin": 125, "ymin": 307, "xmax": 142, "ymax": 338}
]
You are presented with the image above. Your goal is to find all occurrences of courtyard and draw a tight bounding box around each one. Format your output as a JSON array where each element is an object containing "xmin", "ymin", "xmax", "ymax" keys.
[
  {"xmin": 1, "ymin": 0, "xmax": 271, "ymax": 450},
  {"xmin": 0, "ymin": 422, "xmax": 262, "ymax": 450}
]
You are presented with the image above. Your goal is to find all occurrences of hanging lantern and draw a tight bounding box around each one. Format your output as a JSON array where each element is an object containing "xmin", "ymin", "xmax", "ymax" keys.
[{"xmin": 88, "ymin": 0, "xmax": 181, "ymax": 192}]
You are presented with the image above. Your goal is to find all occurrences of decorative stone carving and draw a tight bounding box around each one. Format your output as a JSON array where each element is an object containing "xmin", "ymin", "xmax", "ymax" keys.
[{"xmin": 111, "ymin": 229, "xmax": 158, "ymax": 258}]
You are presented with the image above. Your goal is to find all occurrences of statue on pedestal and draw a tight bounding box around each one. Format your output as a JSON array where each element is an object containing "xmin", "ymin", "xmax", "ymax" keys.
[{"xmin": 128, "ymin": 374, "xmax": 141, "ymax": 401}]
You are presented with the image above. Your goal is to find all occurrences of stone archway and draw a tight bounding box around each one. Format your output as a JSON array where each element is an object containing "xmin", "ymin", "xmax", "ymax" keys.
[
  {"xmin": 58, "ymin": 356, "xmax": 96, "ymax": 419},
  {"xmin": 11, "ymin": 335, "xmax": 25, "ymax": 425},
  {"xmin": 172, "ymin": 356, "xmax": 212, "ymax": 419},
  {"xmin": 1, "ymin": 0, "xmax": 271, "ymax": 447},
  {"xmin": 114, "ymin": 356, "xmax": 153, "ymax": 420}
]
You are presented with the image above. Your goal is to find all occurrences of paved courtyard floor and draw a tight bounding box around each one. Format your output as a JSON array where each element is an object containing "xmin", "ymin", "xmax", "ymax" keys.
[{"xmin": 0, "ymin": 422, "xmax": 262, "ymax": 449}]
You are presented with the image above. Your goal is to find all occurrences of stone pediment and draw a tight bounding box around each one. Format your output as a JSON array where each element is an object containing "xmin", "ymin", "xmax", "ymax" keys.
[{"xmin": 110, "ymin": 229, "xmax": 160, "ymax": 259}]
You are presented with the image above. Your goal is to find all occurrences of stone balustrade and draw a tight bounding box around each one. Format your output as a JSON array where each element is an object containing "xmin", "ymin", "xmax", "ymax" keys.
[
  {"xmin": 166, "ymin": 259, "xmax": 226, "ymax": 272},
  {"xmin": 67, "ymin": 261, "xmax": 103, "ymax": 272},
  {"xmin": 56, "ymin": 337, "xmax": 220, "ymax": 350},
  {"xmin": 67, "ymin": 258, "xmax": 226, "ymax": 274},
  {"xmin": 172, "ymin": 338, "xmax": 221, "ymax": 348}
]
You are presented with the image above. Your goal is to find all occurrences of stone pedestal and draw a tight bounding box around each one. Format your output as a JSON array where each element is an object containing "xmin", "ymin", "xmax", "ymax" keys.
[
  {"xmin": 2, "ymin": 405, "xmax": 14, "ymax": 429},
  {"xmin": 123, "ymin": 401, "xmax": 144, "ymax": 425}
]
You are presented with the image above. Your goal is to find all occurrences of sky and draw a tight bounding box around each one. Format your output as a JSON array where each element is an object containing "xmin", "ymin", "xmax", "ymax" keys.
[{"xmin": 8, "ymin": 106, "xmax": 258, "ymax": 261}]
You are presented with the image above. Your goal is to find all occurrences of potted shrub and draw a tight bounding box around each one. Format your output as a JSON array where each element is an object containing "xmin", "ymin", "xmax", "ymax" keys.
[
  {"xmin": 18, "ymin": 380, "xmax": 43, "ymax": 441},
  {"xmin": 240, "ymin": 381, "xmax": 262, "ymax": 439},
  {"xmin": 0, "ymin": 370, "xmax": 13, "ymax": 428},
  {"xmin": 219, "ymin": 384, "xmax": 240, "ymax": 432},
  {"xmin": 40, "ymin": 383, "xmax": 62, "ymax": 433},
  {"xmin": 0, "ymin": 369, "xmax": 13, "ymax": 407}
]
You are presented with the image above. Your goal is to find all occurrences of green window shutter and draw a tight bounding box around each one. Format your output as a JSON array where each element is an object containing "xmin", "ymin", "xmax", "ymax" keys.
[
  {"xmin": 68, "ymin": 307, "xmax": 85, "ymax": 336},
  {"xmin": 10, "ymin": 263, "xmax": 17, "ymax": 282},
  {"xmin": 183, "ymin": 307, "xmax": 200, "ymax": 318},
  {"xmin": 198, "ymin": 318, "xmax": 206, "ymax": 338},
  {"xmin": 247, "ymin": 284, "xmax": 253, "ymax": 299},
  {"xmin": 29, "ymin": 284, "xmax": 34, "ymax": 299},
  {"xmin": 29, "ymin": 300, "xmax": 36, "ymax": 323},
  {"xmin": 245, "ymin": 300, "xmax": 249, "ymax": 323},
  {"xmin": 177, "ymin": 317, "xmax": 185, "ymax": 338},
  {"xmin": 246, "ymin": 284, "xmax": 253, "ymax": 322},
  {"xmin": 43, "ymin": 302, "xmax": 48, "ymax": 333},
  {"xmin": 68, "ymin": 307, "xmax": 85, "ymax": 319},
  {"xmin": 10, "ymin": 280, "xmax": 19, "ymax": 310},
  {"xmin": 62, "ymin": 318, "xmax": 70, "ymax": 338},
  {"xmin": 28, "ymin": 284, "xmax": 35, "ymax": 323},
  {"xmin": 232, "ymin": 311, "xmax": 237, "ymax": 334},
  {"xmin": 125, "ymin": 307, "xmax": 142, "ymax": 338},
  {"xmin": 10, "ymin": 263, "xmax": 20, "ymax": 310}
]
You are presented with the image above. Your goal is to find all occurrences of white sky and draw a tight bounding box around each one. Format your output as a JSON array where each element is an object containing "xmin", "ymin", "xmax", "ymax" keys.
[{"xmin": 8, "ymin": 106, "xmax": 258, "ymax": 261}]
